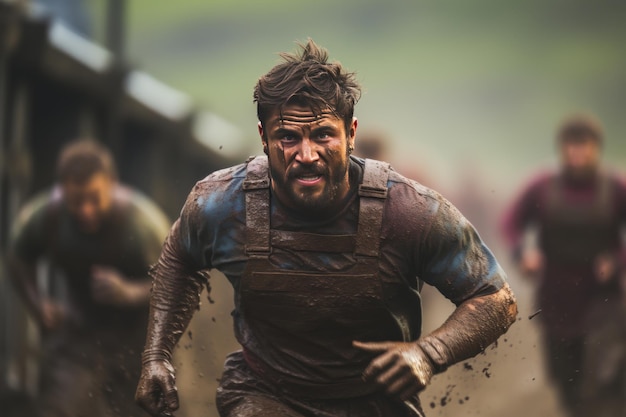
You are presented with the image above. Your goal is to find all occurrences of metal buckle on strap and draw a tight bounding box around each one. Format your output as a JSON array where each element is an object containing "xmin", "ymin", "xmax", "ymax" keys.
[{"xmin": 358, "ymin": 184, "xmax": 388, "ymax": 199}]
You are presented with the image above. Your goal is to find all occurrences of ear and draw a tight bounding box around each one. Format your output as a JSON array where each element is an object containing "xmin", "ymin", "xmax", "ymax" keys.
[
  {"xmin": 258, "ymin": 122, "xmax": 268, "ymax": 154},
  {"xmin": 348, "ymin": 117, "xmax": 358, "ymax": 151}
]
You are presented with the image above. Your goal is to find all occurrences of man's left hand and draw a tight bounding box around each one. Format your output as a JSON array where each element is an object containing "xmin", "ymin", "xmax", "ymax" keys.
[
  {"xmin": 353, "ymin": 340, "xmax": 434, "ymax": 400},
  {"xmin": 91, "ymin": 266, "xmax": 139, "ymax": 306},
  {"xmin": 594, "ymin": 254, "xmax": 616, "ymax": 284}
]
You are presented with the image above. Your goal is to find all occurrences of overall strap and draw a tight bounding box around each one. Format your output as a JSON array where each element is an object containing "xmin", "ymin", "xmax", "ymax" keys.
[
  {"xmin": 595, "ymin": 173, "xmax": 613, "ymax": 216},
  {"xmin": 355, "ymin": 159, "xmax": 390, "ymax": 257},
  {"xmin": 243, "ymin": 156, "xmax": 271, "ymax": 258}
]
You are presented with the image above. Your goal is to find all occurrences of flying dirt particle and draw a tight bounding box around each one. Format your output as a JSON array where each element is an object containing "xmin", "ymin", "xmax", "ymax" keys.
[
  {"xmin": 439, "ymin": 385, "xmax": 456, "ymax": 408},
  {"xmin": 211, "ymin": 317, "xmax": 216, "ymax": 322},
  {"xmin": 463, "ymin": 362, "xmax": 474, "ymax": 371},
  {"xmin": 188, "ymin": 330, "xmax": 193, "ymax": 340},
  {"xmin": 528, "ymin": 309, "xmax": 542, "ymax": 320}
]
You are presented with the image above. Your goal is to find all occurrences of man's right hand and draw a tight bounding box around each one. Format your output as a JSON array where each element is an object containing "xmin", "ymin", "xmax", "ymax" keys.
[
  {"xmin": 135, "ymin": 359, "xmax": 179, "ymax": 417},
  {"xmin": 520, "ymin": 248, "xmax": 544, "ymax": 278},
  {"xmin": 40, "ymin": 298, "xmax": 66, "ymax": 332}
]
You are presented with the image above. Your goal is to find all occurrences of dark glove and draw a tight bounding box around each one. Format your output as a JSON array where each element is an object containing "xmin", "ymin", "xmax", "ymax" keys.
[{"xmin": 135, "ymin": 354, "xmax": 179, "ymax": 417}]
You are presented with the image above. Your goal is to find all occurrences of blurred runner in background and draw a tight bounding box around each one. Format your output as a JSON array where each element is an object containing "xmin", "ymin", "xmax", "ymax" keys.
[
  {"xmin": 7, "ymin": 140, "xmax": 170, "ymax": 417},
  {"xmin": 500, "ymin": 113, "xmax": 626, "ymax": 417}
]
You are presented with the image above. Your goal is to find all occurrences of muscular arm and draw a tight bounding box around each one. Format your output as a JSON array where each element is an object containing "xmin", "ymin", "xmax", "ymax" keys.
[
  {"xmin": 356, "ymin": 284, "xmax": 517, "ymax": 400},
  {"xmin": 356, "ymin": 188, "xmax": 518, "ymax": 399},
  {"xmin": 417, "ymin": 284, "xmax": 517, "ymax": 371},
  {"xmin": 142, "ymin": 220, "xmax": 207, "ymax": 360},
  {"xmin": 420, "ymin": 195, "xmax": 518, "ymax": 368},
  {"xmin": 135, "ymin": 219, "xmax": 208, "ymax": 416}
]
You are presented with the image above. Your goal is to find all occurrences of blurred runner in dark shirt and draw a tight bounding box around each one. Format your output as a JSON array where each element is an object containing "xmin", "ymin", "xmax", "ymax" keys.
[
  {"xmin": 7, "ymin": 140, "xmax": 170, "ymax": 417},
  {"xmin": 501, "ymin": 113, "xmax": 626, "ymax": 417}
]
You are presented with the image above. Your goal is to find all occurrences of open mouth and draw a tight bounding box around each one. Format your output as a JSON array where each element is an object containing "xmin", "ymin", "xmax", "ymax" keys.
[{"xmin": 295, "ymin": 174, "xmax": 323, "ymax": 185}]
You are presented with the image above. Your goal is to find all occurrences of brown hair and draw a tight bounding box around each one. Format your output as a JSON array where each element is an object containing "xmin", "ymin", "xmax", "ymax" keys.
[
  {"xmin": 253, "ymin": 38, "xmax": 362, "ymax": 133},
  {"xmin": 56, "ymin": 139, "xmax": 117, "ymax": 183},
  {"xmin": 557, "ymin": 113, "xmax": 604, "ymax": 144}
]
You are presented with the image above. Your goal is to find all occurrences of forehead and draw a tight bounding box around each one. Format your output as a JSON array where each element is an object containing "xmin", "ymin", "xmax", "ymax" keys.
[
  {"xmin": 63, "ymin": 173, "xmax": 111, "ymax": 191},
  {"xmin": 265, "ymin": 105, "xmax": 342, "ymax": 130},
  {"xmin": 561, "ymin": 137, "xmax": 599, "ymax": 147}
]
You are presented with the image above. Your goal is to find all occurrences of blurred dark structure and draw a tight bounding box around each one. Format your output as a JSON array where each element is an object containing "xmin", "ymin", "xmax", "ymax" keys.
[{"xmin": 0, "ymin": 0, "xmax": 243, "ymax": 403}]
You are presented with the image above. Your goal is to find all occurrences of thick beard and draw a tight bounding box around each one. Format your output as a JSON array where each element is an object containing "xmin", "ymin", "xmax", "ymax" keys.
[
  {"xmin": 268, "ymin": 150, "xmax": 351, "ymax": 217},
  {"xmin": 563, "ymin": 164, "xmax": 598, "ymax": 182}
]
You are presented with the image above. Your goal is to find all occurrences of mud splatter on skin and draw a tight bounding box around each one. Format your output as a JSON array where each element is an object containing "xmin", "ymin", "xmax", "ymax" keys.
[
  {"xmin": 417, "ymin": 283, "xmax": 517, "ymax": 374},
  {"xmin": 416, "ymin": 284, "xmax": 516, "ymax": 414},
  {"xmin": 263, "ymin": 106, "xmax": 354, "ymax": 220},
  {"xmin": 144, "ymin": 229, "xmax": 208, "ymax": 360}
]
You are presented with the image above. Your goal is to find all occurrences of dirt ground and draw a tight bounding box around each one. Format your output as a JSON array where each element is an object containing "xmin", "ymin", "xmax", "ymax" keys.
[{"xmin": 172, "ymin": 261, "xmax": 568, "ymax": 417}]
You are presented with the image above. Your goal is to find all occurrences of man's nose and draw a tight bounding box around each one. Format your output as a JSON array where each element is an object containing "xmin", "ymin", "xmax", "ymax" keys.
[
  {"xmin": 295, "ymin": 138, "xmax": 320, "ymax": 164},
  {"xmin": 78, "ymin": 202, "xmax": 97, "ymax": 220}
]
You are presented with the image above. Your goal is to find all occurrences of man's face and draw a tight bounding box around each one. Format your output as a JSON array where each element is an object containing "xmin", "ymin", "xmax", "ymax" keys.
[
  {"xmin": 560, "ymin": 137, "xmax": 601, "ymax": 178},
  {"xmin": 62, "ymin": 173, "xmax": 114, "ymax": 233},
  {"xmin": 259, "ymin": 104, "xmax": 357, "ymax": 216}
]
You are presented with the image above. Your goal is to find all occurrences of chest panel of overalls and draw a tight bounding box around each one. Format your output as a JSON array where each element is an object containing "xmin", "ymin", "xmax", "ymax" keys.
[
  {"xmin": 540, "ymin": 176, "xmax": 617, "ymax": 263},
  {"xmin": 240, "ymin": 157, "xmax": 403, "ymax": 364}
]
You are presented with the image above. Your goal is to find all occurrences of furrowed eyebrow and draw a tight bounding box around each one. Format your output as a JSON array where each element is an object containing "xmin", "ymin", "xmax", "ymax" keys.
[
  {"xmin": 273, "ymin": 127, "xmax": 299, "ymax": 136},
  {"xmin": 311, "ymin": 124, "xmax": 334, "ymax": 132}
]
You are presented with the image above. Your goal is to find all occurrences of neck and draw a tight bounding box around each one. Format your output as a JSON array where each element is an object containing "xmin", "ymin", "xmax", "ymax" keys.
[{"xmin": 561, "ymin": 166, "xmax": 599, "ymax": 184}]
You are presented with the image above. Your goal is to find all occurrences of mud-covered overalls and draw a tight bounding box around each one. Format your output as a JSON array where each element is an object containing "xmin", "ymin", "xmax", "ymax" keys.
[{"xmin": 216, "ymin": 156, "xmax": 425, "ymax": 417}]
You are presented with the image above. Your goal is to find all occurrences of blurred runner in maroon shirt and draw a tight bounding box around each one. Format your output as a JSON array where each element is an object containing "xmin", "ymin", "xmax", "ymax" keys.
[{"xmin": 501, "ymin": 113, "xmax": 626, "ymax": 417}]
